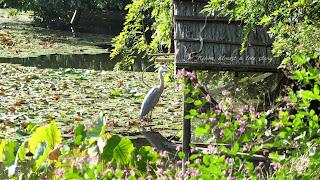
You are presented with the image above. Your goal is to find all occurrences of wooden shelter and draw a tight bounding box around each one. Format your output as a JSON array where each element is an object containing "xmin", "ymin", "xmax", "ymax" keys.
[{"xmin": 173, "ymin": 0, "xmax": 281, "ymax": 72}]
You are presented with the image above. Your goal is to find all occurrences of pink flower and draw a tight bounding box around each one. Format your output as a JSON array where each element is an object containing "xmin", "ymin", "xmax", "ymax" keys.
[
  {"xmin": 156, "ymin": 160, "xmax": 164, "ymax": 166},
  {"xmin": 175, "ymin": 84, "xmax": 183, "ymax": 91},
  {"xmin": 227, "ymin": 176, "xmax": 236, "ymax": 180},
  {"xmin": 222, "ymin": 90, "xmax": 230, "ymax": 96},
  {"xmin": 186, "ymin": 71, "xmax": 196, "ymax": 80},
  {"xmin": 130, "ymin": 169, "xmax": 136, "ymax": 176},
  {"xmin": 204, "ymin": 145, "xmax": 217, "ymax": 154},
  {"xmin": 206, "ymin": 94, "xmax": 211, "ymax": 102},
  {"xmin": 188, "ymin": 167, "xmax": 200, "ymax": 177},
  {"xmin": 257, "ymin": 173, "xmax": 262, "ymax": 178},
  {"xmin": 175, "ymin": 69, "xmax": 187, "ymax": 78},
  {"xmin": 224, "ymin": 111, "xmax": 231, "ymax": 116},
  {"xmin": 194, "ymin": 83, "xmax": 201, "ymax": 88},
  {"xmin": 225, "ymin": 157, "xmax": 234, "ymax": 164},
  {"xmin": 239, "ymin": 120, "xmax": 246, "ymax": 126},
  {"xmin": 220, "ymin": 130, "xmax": 225, "ymax": 137},
  {"xmin": 202, "ymin": 119, "xmax": 209, "ymax": 124},
  {"xmin": 176, "ymin": 144, "xmax": 182, "ymax": 151},
  {"xmin": 249, "ymin": 106, "xmax": 256, "ymax": 113},
  {"xmin": 209, "ymin": 118, "xmax": 216, "ymax": 123},
  {"xmin": 176, "ymin": 160, "xmax": 182, "ymax": 167},
  {"xmin": 54, "ymin": 168, "xmax": 64, "ymax": 176},
  {"xmin": 286, "ymin": 102, "xmax": 297, "ymax": 108},
  {"xmin": 195, "ymin": 158, "xmax": 201, "ymax": 164},
  {"xmin": 239, "ymin": 108, "xmax": 245, "ymax": 115},
  {"xmin": 272, "ymin": 163, "xmax": 282, "ymax": 171},
  {"xmin": 159, "ymin": 151, "xmax": 168, "ymax": 158},
  {"xmin": 282, "ymin": 96, "xmax": 290, "ymax": 101},
  {"xmin": 146, "ymin": 166, "xmax": 151, "ymax": 172},
  {"xmin": 238, "ymin": 127, "xmax": 245, "ymax": 134}
]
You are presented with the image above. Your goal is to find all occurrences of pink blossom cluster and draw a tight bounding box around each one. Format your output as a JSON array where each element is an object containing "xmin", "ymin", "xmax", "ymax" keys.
[
  {"xmin": 72, "ymin": 156, "xmax": 99, "ymax": 170},
  {"xmin": 238, "ymin": 119, "xmax": 247, "ymax": 134},
  {"xmin": 272, "ymin": 163, "xmax": 282, "ymax": 171},
  {"xmin": 175, "ymin": 69, "xmax": 196, "ymax": 80}
]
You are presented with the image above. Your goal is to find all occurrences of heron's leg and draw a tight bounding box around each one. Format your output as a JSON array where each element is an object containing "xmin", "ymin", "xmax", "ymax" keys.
[
  {"xmin": 149, "ymin": 111, "xmax": 153, "ymax": 121},
  {"xmin": 147, "ymin": 111, "xmax": 153, "ymax": 131}
]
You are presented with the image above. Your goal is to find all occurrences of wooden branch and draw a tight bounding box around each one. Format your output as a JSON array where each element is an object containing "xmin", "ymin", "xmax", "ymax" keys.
[
  {"xmin": 155, "ymin": 58, "xmax": 174, "ymax": 63},
  {"xmin": 191, "ymin": 71, "xmax": 218, "ymax": 105}
]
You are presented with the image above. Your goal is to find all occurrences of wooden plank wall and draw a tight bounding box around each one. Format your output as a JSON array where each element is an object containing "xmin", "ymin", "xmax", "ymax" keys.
[{"xmin": 174, "ymin": 0, "xmax": 281, "ymax": 72}]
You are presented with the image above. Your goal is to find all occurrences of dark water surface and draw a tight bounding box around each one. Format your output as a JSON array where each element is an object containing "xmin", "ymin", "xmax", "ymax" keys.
[{"xmin": 0, "ymin": 53, "xmax": 116, "ymax": 70}]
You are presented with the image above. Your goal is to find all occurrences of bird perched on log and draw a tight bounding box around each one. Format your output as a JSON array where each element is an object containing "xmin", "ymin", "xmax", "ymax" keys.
[{"xmin": 139, "ymin": 65, "xmax": 169, "ymax": 121}]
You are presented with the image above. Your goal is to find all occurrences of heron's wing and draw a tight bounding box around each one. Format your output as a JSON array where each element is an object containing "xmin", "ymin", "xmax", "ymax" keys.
[{"xmin": 139, "ymin": 87, "xmax": 162, "ymax": 119}]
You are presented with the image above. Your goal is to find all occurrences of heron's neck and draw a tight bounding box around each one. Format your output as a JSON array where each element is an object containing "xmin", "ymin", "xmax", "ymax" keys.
[{"xmin": 159, "ymin": 72, "xmax": 164, "ymax": 90}]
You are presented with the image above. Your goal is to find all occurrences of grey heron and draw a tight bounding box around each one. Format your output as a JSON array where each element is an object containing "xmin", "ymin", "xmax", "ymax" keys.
[{"xmin": 139, "ymin": 65, "xmax": 169, "ymax": 121}]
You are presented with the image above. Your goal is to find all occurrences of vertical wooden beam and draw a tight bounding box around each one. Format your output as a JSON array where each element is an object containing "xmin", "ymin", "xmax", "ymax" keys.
[{"xmin": 182, "ymin": 77, "xmax": 192, "ymax": 176}]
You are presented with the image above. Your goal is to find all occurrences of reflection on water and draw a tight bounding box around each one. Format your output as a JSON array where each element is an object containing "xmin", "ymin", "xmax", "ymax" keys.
[{"xmin": 0, "ymin": 53, "xmax": 116, "ymax": 70}]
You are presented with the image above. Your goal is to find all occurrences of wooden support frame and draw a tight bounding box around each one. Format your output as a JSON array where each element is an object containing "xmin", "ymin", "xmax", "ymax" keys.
[{"xmin": 182, "ymin": 77, "xmax": 192, "ymax": 174}]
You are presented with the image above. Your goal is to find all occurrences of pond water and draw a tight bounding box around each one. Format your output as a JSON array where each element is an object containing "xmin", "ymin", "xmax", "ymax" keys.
[{"xmin": 0, "ymin": 53, "xmax": 116, "ymax": 70}]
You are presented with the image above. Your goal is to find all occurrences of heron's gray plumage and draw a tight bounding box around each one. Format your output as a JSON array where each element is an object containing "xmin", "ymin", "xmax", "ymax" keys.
[
  {"xmin": 139, "ymin": 65, "xmax": 168, "ymax": 120},
  {"xmin": 139, "ymin": 87, "xmax": 163, "ymax": 120}
]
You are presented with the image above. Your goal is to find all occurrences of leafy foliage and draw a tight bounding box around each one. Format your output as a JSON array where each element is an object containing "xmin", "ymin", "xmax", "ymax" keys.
[
  {"xmin": 0, "ymin": 120, "xmax": 186, "ymax": 179},
  {"xmin": 28, "ymin": 122, "xmax": 61, "ymax": 169},
  {"xmin": 111, "ymin": 0, "xmax": 172, "ymax": 70},
  {"xmin": 181, "ymin": 0, "xmax": 319, "ymax": 178},
  {"xmin": 1, "ymin": 0, "xmax": 130, "ymax": 27}
]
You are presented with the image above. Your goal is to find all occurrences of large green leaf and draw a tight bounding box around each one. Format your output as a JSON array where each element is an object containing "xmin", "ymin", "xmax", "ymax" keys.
[
  {"xmin": 101, "ymin": 135, "xmax": 134, "ymax": 165},
  {"xmin": 27, "ymin": 122, "xmax": 62, "ymax": 169},
  {"xmin": 136, "ymin": 146, "xmax": 158, "ymax": 172},
  {"xmin": 101, "ymin": 135, "xmax": 121, "ymax": 161},
  {"xmin": 0, "ymin": 140, "xmax": 5, "ymax": 161},
  {"xmin": 113, "ymin": 138, "xmax": 134, "ymax": 165},
  {"xmin": 87, "ymin": 113, "xmax": 106, "ymax": 138},
  {"xmin": 195, "ymin": 124, "xmax": 210, "ymax": 136},
  {"xmin": 74, "ymin": 124, "xmax": 86, "ymax": 145},
  {"xmin": 28, "ymin": 122, "xmax": 62, "ymax": 154},
  {"xmin": 3, "ymin": 141, "xmax": 16, "ymax": 165}
]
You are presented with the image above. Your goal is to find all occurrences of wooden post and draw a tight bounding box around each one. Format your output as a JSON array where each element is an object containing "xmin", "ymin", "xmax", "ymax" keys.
[
  {"xmin": 70, "ymin": 9, "xmax": 82, "ymax": 37},
  {"xmin": 182, "ymin": 77, "xmax": 191, "ymax": 176}
]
